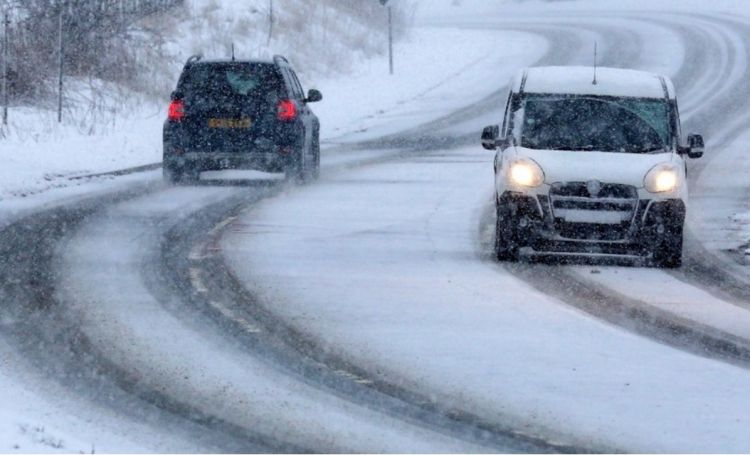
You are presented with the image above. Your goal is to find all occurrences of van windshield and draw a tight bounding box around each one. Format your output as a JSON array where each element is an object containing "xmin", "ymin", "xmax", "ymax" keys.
[{"xmin": 517, "ymin": 95, "xmax": 671, "ymax": 153}]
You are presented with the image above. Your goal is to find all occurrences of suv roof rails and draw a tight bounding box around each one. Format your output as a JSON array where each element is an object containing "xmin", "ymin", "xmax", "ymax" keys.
[
  {"xmin": 186, "ymin": 54, "xmax": 202, "ymax": 65},
  {"xmin": 273, "ymin": 55, "xmax": 289, "ymax": 66}
]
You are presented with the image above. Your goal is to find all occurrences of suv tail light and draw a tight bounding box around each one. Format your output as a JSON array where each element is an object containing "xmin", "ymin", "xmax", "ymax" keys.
[
  {"xmin": 277, "ymin": 99, "xmax": 297, "ymax": 121},
  {"xmin": 168, "ymin": 99, "xmax": 185, "ymax": 122}
]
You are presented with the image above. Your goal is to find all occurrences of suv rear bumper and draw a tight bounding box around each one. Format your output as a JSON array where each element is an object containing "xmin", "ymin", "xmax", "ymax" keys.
[
  {"xmin": 163, "ymin": 149, "xmax": 292, "ymax": 173},
  {"xmin": 497, "ymin": 191, "xmax": 685, "ymax": 257},
  {"xmin": 163, "ymin": 120, "xmax": 302, "ymax": 173}
]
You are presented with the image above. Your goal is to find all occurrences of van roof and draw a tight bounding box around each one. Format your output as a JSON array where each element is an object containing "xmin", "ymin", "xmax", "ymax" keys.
[{"xmin": 512, "ymin": 66, "xmax": 676, "ymax": 100}]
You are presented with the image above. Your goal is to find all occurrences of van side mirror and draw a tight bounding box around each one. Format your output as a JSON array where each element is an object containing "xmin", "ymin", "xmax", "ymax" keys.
[
  {"xmin": 687, "ymin": 133, "xmax": 704, "ymax": 159},
  {"xmin": 306, "ymin": 89, "xmax": 322, "ymax": 103},
  {"xmin": 481, "ymin": 125, "xmax": 500, "ymax": 150}
]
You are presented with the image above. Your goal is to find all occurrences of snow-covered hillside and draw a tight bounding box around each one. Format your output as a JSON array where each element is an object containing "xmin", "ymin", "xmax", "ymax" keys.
[{"xmin": 0, "ymin": 0, "xmax": 401, "ymax": 201}]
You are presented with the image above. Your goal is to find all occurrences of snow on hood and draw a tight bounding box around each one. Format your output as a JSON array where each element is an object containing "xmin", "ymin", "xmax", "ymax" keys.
[{"xmin": 513, "ymin": 147, "xmax": 675, "ymax": 187}]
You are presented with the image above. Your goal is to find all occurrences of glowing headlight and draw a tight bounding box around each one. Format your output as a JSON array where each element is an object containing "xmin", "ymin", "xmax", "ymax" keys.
[
  {"xmin": 508, "ymin": 159, "xmax": 545, "ymax": 188},
  {"xmin": 644, "ymin": 164, "xmax": 680, "ymax": 193}
]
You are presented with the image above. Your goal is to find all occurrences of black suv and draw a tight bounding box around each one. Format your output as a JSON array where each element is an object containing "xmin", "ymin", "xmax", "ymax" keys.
[{"xmin": 163, "ymin": 55, "xmax": 322, "ymax": 183}]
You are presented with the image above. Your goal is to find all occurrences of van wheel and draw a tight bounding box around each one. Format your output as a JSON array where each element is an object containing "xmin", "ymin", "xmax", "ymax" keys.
[
  {"xmin": 494, "ymin": 203, "xmax": 519, "ymax": 262},
  {"xmin": 653, "ymin": 227, "xmax": 683, "ymax": 268}
]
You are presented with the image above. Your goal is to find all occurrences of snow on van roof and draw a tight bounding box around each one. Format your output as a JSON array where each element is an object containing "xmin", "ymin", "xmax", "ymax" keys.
[{"xmin": 513, "ymin": 66, "xmax": 675, "ymax": 99}]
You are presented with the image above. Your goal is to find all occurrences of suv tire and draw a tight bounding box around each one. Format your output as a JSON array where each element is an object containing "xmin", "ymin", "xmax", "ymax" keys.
[
  {"xmin": 284, "ymin": 147, "xmax": 305, "ymax": 183},
  {"xmin": 163, "ymin": 164, "xmax": 183, "ymax": 184},
  {"xmin": 310, "ymin": 133, "xmax": 321, "ymax": 181}
]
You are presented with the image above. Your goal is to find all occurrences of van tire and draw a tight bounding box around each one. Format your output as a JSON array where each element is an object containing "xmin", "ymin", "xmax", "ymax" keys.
[
  {"xmin": 494, "ymin": 203, "xmax": 519, "ymax": 262},
  {"xmin": 653, "ymin": 227, "xmax": 683, "ymax": 268}
]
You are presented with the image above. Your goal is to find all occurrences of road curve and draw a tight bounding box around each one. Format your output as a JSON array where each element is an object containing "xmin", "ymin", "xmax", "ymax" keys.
[{"xmin": 3, "ymin": 6, "xmax": 750, "ymax": 453}]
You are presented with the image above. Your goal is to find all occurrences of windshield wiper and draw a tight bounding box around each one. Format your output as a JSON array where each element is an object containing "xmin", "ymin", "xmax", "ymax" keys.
[
  {"xmin": 640, "ymin": 145, "xmax": 667, "ymax": 153},
  {"xmin": 620, "ymin": 144, "xmax": 666, "ymax": 154},
  {"xmin": 565, "ymin": 145, "xmax": 601, "ymax": 151}
]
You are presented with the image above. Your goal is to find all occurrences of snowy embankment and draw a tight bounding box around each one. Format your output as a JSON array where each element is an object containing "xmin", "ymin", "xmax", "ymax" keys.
[{"xmin": 0, "ymin": 2, "xmax": 549, "ymax": 452}]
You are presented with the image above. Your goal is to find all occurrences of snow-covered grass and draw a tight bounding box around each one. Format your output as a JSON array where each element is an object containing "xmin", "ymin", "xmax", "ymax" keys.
[
  {"xmin": 316, "ymin": 27, "xmax": 545, "ymax": 142},
  {"xmin": 0, "ymin": 94, "xmax": 162, "ymax": 201},
  {"xmin": 166, "ymin": 0, "xmax": 395, "ymax": 81}
]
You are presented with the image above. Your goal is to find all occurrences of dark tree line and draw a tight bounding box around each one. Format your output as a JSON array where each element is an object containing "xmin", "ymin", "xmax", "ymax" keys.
[{"xmin": 2, "ymin": 0, "xmax": 182, "ymax": 102}]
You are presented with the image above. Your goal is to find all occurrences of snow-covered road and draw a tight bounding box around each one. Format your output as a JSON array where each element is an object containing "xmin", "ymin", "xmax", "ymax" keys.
[
  {"xmin": 220, "ymin": 5, "xmax": 750, "ymax": 452},
  {"xmin": 4, "ymin": 1, "xmax": 750, "ymax": 452},
  {"xmin": 224, "ymin": 145, "xmax": 750, "ymax": 452}
]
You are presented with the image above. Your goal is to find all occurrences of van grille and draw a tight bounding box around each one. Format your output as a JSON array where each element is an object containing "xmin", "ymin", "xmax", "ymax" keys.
[{"xmin": 549, "ymin": 182, "xmax": 638, "ymax": 241}]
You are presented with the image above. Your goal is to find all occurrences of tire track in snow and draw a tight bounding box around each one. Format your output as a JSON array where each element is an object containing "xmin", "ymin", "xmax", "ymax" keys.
[
  {"xmin": 477, "ymin": 200, "xmax": 750, "ymax": 370},
  {"xmin": 150, "ymin": 193, "xmax": 592, "ymax": 453},
  {"xmin": 0, "ymin": 183, "xmax": 279, "ymax": 452}
]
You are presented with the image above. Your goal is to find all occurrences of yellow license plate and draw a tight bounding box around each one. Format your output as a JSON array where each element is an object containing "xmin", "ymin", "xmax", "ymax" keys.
[{"xmin": 208, "ymin": 118, "xmax": 252, "ymax": 129}]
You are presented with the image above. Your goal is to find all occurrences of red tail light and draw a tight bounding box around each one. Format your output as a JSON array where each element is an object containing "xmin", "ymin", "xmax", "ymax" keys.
[
  {"xmin": 277, "ymin": 99, "xmax": 297, "ymax": 121},
  {"xmin": 168, "ymin": 99, "xmax": 185, "ymax": 122}
]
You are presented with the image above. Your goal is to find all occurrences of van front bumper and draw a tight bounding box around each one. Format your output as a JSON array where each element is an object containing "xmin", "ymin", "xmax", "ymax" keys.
[{"xmin": 496, "ymin": 191, "xmax": 685, "ymax": 257}]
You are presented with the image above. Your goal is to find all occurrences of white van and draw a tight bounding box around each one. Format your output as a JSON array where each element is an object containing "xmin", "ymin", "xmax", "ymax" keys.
[{"xmin": 481, "ymin": 66, "xmax": 704, "ymax": 267}]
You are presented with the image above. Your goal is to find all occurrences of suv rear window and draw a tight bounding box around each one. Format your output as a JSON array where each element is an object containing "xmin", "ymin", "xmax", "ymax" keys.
[{"xmin": 179, "ymin": 62, "xmax": 285, "ymax": 99}]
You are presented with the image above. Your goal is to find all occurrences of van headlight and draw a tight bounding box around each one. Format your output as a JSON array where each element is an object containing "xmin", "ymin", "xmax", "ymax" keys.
[
  {"xmin": 508, "ymin": 159, "xmax": 545, "ymax": 188},
  {"xmin": 644, "ymin": 164, "xmax": 680, "ymax": 193}
]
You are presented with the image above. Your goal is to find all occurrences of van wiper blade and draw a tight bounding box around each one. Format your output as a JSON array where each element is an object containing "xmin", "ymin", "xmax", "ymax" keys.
[
  {"xmin": 625, "ymin": 144, "xmax": 666, "ymax": 153},
  {"xmin": 567, "ymin": 145, "xmax": 601, "ymax": 151}
]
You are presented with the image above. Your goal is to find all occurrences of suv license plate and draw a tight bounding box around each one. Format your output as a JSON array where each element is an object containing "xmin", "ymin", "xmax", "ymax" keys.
[{"xmin": 208, "ymin": 118, "xmax": 252, "ymax": 129}]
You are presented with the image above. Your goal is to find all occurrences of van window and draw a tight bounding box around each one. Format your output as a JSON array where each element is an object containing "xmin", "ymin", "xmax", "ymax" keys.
[{"xmin": 517, "ymin": 95, "xmax": 670, "ymax": 153}]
